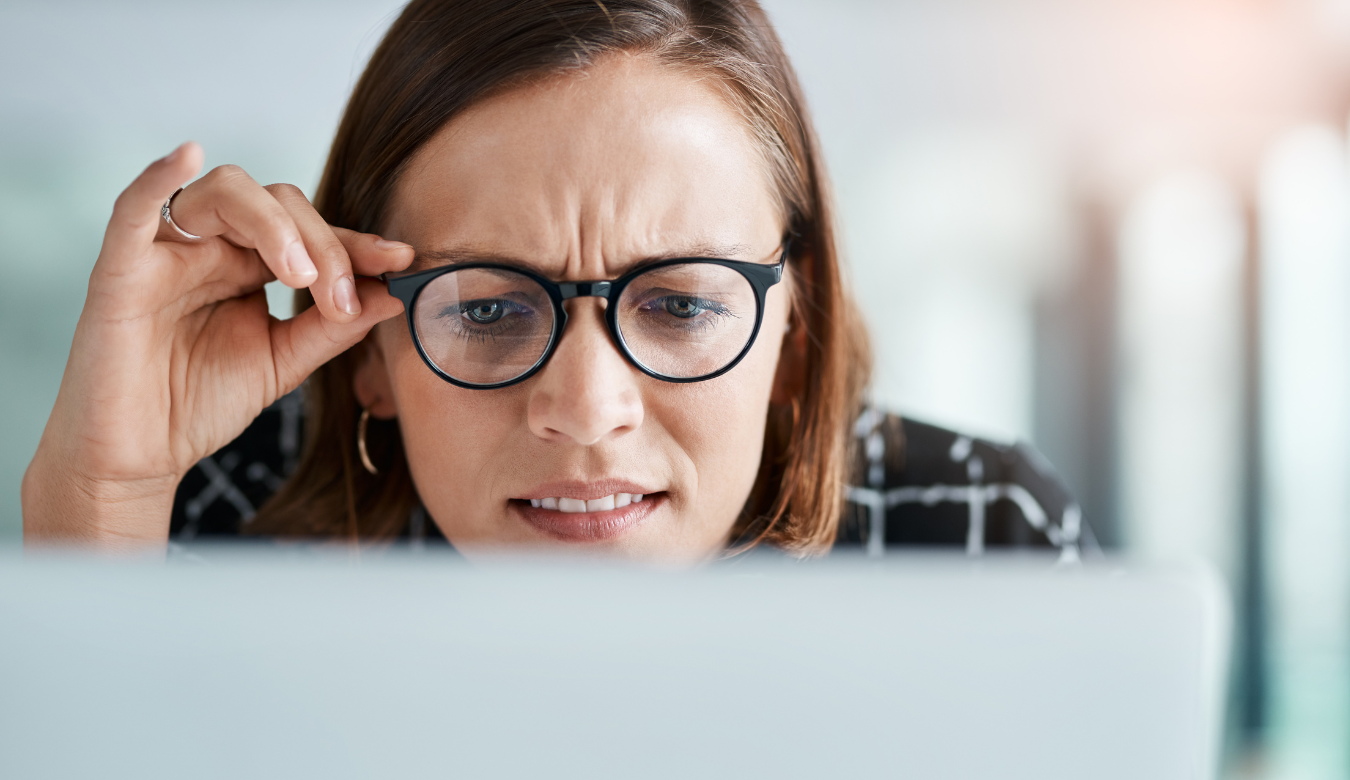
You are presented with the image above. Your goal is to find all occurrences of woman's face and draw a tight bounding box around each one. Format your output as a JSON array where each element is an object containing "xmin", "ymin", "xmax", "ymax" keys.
[{"xmin": 360, "ymin": 54, "xmax": 790, "ymax": 562}]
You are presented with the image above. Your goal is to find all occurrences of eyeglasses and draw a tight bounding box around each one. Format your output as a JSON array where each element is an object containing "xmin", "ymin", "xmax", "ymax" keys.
[{"xmin": 385, "ymin": 239, "xmax": 790, "ymax": 389}]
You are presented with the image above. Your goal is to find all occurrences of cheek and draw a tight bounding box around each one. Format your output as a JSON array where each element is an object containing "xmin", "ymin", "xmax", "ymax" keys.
[
  {"xmin": 651, "ymin": 291, "xmax": 787, "ymax": 506},
  {"xmin": 380, "ymin": 326, "xmax": 529, "ymax": 531}
]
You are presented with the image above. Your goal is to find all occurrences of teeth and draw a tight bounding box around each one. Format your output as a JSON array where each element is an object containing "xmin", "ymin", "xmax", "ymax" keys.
[
  {"xmin": 587, "ymin": 495, "xmax": 616, "ymax": 512},
  {"xmin": 529, "ymin": 493, "xmax": 648, "ymax": 512}
]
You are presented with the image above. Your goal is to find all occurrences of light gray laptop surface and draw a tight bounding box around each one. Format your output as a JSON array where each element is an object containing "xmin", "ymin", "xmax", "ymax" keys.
[{"xmin": 0, "ymin": 552, "xmax": 1227, "ymax": 780}]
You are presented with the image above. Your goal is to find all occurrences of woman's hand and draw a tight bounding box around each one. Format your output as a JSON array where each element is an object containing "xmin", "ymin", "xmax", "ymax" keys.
[{"xmin": 21, "ymin": 143, "xmax": 413, "ymax": 549}]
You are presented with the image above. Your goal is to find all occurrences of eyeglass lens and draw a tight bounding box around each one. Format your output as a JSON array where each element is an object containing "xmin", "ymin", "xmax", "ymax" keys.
[
  {"xmin": 411, "ymin": 262, "xmax": 759, "ymax": 385},
  {"xmin": 614, "ymin": 263, "xmax": 757, "ymax": 378},
  {"xmin": 413, "ymin": 267, "xmax": 556, "ymax": 386}
]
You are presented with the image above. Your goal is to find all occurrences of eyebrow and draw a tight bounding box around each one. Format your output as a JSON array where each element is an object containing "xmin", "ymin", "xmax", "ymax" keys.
[{"xmin": 406, "ymin": 242, "xmax": 761, "ymax": 275}]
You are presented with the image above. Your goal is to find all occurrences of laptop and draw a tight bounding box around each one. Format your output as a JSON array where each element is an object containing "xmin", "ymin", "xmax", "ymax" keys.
[{"xmin": 0, "ymin": 550, "xmax": 1228, "ymax": 779}]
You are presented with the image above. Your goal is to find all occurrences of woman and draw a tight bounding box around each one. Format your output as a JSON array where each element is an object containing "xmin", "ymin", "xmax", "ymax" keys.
[{"xmin": 22, "ymin": 0, "xmax": 1086, "ymax": 560}]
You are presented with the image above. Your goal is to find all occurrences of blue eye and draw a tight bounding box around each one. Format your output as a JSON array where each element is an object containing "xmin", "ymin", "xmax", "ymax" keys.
[
  {"xmin": 642, "ymin": 295, "xmax": 733, "ymax": 326},
  {"xmin": 664, "ymin": 297, "xmax": 704, "ymax": 318},
  {"xmin": 463, "ymin": 301, "xmax": 505, "ymax": 324},
  {"xmin": 433, "ymin": 297, "xmax": 540, "ymax": 342}
]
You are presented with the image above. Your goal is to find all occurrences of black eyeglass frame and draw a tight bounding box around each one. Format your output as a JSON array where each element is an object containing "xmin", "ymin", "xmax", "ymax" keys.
[{"xmin": 384, "ymin": 239, "xmax": 791, "ymax": 390}]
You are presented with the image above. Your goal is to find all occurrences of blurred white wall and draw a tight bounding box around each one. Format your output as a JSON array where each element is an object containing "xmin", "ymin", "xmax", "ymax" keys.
[
  {"xmin": 1259, "ymin": 125, "xmax": 1350, "ymax": 779},
  {"xmin": 854, "ymin": 129, "xmax": 1073, "ymax": 441},
  {"xmin": 1116, "ymin": 171, "xmax": 1244, "ymax": 575}
]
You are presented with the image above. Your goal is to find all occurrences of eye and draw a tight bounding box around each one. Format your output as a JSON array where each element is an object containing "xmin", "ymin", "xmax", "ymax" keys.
[
  {"xmin": 664, "ymin": 297, "xmax": 704, "ymax": 318},
  {"xmin": 463, "ymin": 301, "xmax": 505, "ymax": 324}
]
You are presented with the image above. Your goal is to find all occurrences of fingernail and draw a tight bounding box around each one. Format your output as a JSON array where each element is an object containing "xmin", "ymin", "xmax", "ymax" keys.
[
  {"xmin": 286, "ymin": 241, "xmax": 318, "ymax": 282},
  {"xmin": 163, "ymin": 145, "xmax": 181, "ymax": 164},
  {"xmin": 334, "ymin": 276, "xmax": 361, "ymax": 316},
  {"xmin": 375, "ymin": 239, "xmax": 412, "ymax": 251}
]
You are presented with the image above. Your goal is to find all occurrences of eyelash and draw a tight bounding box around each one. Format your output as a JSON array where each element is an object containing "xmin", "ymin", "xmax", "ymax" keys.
[
  {"xmin": 639, "ymin": 295, "xmax": 736, "ymax": 330},
  {"xmin": 434, "ymin": 300, "xmax": 536, "ymax": 342}
]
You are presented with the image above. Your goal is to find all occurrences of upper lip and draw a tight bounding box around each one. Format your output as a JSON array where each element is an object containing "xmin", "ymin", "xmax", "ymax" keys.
[{"xmin": 515, "ymin": 481, "xmax": 660, "ymax": 501}]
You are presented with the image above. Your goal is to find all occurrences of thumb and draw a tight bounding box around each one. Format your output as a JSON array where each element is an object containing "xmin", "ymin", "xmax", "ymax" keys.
[{"xmin": 268, "ymin": 279, "xmax": 404, "ymax": 395}]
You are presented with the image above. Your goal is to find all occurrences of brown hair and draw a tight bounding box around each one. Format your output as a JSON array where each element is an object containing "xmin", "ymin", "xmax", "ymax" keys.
[{"xmin": 249, "ymin": 0, "xmax": 871, "ymax": 555}]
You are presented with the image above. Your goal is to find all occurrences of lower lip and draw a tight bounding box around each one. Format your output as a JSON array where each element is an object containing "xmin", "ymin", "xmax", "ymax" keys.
[{"xmin": 513, "ymin": 494, "xmax": 663, "ymax": 543}]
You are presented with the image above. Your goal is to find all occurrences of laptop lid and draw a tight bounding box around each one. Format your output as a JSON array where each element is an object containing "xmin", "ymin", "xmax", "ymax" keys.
[{"xmin": 0, "ymin": 552, "xmax": 1228, "ymax": 779}]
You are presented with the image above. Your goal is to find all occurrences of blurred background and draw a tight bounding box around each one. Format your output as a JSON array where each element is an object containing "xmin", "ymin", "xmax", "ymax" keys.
[{"xmin": 4, "ymin": 0, "xmax": 1350, "ymax": 775}]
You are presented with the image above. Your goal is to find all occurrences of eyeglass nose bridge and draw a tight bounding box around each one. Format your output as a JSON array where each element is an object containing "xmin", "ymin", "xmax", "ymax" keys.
[{"xmin": 556, "ymin": 280, "xmax": 613, "ymax": 300}]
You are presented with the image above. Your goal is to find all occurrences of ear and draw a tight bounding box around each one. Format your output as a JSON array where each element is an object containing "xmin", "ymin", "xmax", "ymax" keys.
[{"xmin": 353, "ymin": 333, "xmax": 399, "ymax": 419}]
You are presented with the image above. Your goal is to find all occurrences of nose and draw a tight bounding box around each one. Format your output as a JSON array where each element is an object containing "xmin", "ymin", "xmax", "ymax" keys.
[{"xmin": 526, "ymin": 299, "xmax": 644, "ymax": 445}]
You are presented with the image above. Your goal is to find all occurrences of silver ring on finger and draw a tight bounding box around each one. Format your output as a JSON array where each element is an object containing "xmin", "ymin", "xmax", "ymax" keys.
[{"xmin": 161, "ymin": 187, "xmax": 202, "ymax": 240}]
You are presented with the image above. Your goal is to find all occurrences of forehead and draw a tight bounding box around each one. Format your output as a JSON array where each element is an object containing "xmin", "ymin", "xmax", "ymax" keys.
[{"xmin": 384, "ymin": 54, "xmax": 782, "ymax": 272}]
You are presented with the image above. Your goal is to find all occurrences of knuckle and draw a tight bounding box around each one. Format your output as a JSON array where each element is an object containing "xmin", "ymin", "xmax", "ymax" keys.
[
  {"xmin": 204, "ymin": 164, "xmax": 249, "ymax": 187},
  {"xmin": 266, "ymin": 182, "xmax": 305, "ymax": 201},
  {"xmin": 311, "ymin": 236, "xmax": 350, "ymax": 270},
  {"xmin": 261, "ymin": 211, "xmax": 299, "ymax": 241}
]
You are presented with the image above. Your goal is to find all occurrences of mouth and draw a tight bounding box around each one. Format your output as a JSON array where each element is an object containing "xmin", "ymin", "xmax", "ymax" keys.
[{"xmin": 510, "ymin": 484, "xmax": 664, "ymax": 543}]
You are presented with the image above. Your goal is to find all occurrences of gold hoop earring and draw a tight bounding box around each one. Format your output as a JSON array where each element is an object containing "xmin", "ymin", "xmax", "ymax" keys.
[{"xmin": 357, "ymin": 408, "xmax": 378, "ymax": 475}]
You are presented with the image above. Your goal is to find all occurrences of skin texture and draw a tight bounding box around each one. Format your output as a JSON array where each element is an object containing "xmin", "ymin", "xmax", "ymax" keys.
[
  {"xmin": 23, "ymin": 54, "xmax": 790, "ymax": 562},
  {"xmin": 361, "ymin": 55, "xmax": 790, "ymax": 562}
]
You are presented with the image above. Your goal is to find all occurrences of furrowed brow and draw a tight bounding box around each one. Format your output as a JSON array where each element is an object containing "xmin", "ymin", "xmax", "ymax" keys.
[
  {"xmin": 406, "ymin": 242, "xmax": 770, "ymax": 275},
  {"xmin": 642, "ymin": 243, "xmax": 758, "ymax": 262}
]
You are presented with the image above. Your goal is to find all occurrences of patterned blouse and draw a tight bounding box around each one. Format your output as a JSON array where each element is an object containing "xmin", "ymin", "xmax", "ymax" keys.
[{"xmin": 169, "ymin": 391, "xmax": 1094, "ymax": 559}]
